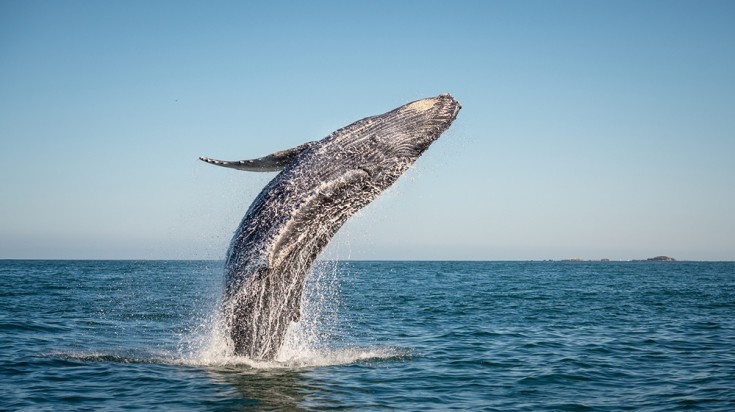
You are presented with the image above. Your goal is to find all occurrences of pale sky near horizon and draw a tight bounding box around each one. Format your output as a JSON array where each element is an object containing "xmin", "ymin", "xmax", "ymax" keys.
[{"xmin": 1, "ymin": 1, "xmax": 734, "ymax": 261}]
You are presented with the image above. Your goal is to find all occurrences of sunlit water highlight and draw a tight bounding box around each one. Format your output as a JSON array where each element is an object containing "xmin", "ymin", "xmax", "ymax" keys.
[{"xmin": 1, "ymin": 260, "xmax": 734, "ymax": 410}]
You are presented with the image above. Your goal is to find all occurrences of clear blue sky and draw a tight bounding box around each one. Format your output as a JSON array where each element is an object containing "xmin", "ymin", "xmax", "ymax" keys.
[{"xmin": 1, "ymin": 1, "xmax": 733, "ymax": 260}]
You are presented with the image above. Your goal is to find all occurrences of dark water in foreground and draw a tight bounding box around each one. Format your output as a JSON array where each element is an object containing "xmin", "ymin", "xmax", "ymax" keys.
[{"xmin": 1, "ymin": 260, "xmax": 734, "ymax": 411}]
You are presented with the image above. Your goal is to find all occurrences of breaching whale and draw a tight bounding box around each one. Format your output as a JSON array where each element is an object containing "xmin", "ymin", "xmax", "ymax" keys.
[{"xmin": 200, "ymin": 94, "xmax": 461, "ymax": 360}]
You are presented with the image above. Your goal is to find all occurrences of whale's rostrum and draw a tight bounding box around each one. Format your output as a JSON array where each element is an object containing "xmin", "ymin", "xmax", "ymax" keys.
[{"xmin": 200, "ymin": 94, "xmax": 461, "ymax": 360}]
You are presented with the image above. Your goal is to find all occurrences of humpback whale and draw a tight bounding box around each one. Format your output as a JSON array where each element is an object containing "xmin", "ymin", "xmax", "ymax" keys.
[{"xmin": 200, "ymin": 94, "xmax": 461, "ymax": 360}]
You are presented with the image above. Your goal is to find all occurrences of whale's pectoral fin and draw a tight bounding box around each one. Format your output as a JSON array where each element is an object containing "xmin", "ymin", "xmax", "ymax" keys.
[{"xmin": 199, "ymin": 142, "xmax": 316, "ymax": 172}]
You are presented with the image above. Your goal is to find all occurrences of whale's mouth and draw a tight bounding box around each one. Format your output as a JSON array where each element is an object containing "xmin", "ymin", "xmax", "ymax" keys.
[
  {"xmin": 419, "ymin": 93, "xmax": 462, "ymax": 133},
  {"xmin": 440, "ymin": 93, "xmax": 462, "ymax": 118},
  {"xmin": 445, "ymin": 94, "xmax": 462, "ymax": 116}
]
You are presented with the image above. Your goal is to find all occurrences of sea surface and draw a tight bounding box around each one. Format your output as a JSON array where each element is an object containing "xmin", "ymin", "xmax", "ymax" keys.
[{"xmin": 1, "ymin": 260, "xmax": 734, "ymax": 411}]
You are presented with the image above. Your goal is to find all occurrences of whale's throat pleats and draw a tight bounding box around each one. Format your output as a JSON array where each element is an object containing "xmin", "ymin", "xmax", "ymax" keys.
[{"xmin": 268, "ymin": 168, "xmax": 372, "ymax": 269}]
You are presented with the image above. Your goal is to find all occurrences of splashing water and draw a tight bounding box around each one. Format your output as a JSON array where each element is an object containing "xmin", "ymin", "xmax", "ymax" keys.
[
  {"xmin": 179, "ymin": 260, "xmax": 407, "ymax": 369},
  {"xmin": 276, "ymin": 261, "xmax": 342, "ymax": 361}
]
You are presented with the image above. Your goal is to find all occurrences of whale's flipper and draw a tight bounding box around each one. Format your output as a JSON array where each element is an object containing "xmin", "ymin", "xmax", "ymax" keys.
[{"xmin": 199, "ymin": 142, "xmax": 315, "ymax": 172}]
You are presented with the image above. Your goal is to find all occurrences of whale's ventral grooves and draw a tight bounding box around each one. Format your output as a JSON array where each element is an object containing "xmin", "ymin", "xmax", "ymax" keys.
[{"xmin": 200, "ymin": 94, "xmax": 461, "ymax": 360}]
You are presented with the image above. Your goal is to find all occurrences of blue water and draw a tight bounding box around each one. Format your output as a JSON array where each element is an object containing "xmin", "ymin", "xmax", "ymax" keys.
[{"xmin": 1, "ymin": 260, "xmax": 734, "ymax": 410}]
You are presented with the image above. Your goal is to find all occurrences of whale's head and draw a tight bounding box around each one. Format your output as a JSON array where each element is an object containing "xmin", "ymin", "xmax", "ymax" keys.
[
  {"xmin": 332, "ymin": 93, "xmax": 461, "ymax": 154},
  {"xmin": 315, "ymin": 93, "xmax": 461, "ymax": 183},
  {"xmin": 394, "ymin": 93, "xmax": 462, "ymax": 146}
]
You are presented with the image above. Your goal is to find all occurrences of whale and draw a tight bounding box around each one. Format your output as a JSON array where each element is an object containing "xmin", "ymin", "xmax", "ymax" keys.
[{"xmin": 200, "ymin": 93, "xmax": 461, "ymax": 360}]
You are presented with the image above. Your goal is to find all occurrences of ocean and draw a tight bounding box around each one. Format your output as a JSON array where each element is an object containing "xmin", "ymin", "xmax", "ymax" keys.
[{"xmin": 1, "ymin": 260, "xmax": 733, "ymax": 410}]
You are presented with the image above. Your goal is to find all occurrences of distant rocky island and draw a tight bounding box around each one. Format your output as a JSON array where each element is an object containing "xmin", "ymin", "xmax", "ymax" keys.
[
  {"xmin": 632, "ymin": 256, "xmax": 677, "ymax": 262},
  {"xmin": 560, "ymin": 256, "xmax": 677, "ymax": 262}
]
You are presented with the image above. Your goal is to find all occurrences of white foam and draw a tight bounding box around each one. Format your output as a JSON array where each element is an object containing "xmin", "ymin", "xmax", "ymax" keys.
[{"xmin": 174, "ymin": 345, "xmax": 406, "ymax": 370}]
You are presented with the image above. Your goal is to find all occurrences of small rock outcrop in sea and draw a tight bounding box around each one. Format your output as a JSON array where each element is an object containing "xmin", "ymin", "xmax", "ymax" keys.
[{"xmin": 634, "ymin": 256, "xmax": 677, "ymax": 262}]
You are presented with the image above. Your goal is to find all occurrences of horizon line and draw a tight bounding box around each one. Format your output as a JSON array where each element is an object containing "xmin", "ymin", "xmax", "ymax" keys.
[{"xmin": 1, "ymin": 258, "xmax": 733, "ymax": 263}]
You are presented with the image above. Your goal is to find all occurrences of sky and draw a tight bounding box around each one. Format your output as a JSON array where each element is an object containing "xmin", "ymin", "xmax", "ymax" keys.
[{"xmin": 1, "ymin": 0, "xmax": 734, "ymax": 261}]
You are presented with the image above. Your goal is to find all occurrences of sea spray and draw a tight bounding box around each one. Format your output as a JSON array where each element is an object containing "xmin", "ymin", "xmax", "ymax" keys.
[
  {"xmin": 181, "ymin": 260, "xmax": 344, "ymax": 367},
  {"xmin": 179, "ymin": 260, "xmax": 406, "ymax": 368},
  {"xmin": 276, "ymin": 260, "xmax": 342, "ymax": 362}
]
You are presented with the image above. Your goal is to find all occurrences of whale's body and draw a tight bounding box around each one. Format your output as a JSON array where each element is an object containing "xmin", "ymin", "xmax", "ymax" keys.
[{"xmin": 200, "ymin": 94, "xmax": 461, "ymax": 360}]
